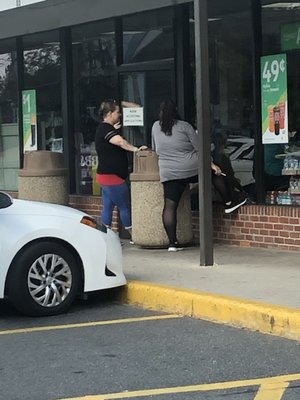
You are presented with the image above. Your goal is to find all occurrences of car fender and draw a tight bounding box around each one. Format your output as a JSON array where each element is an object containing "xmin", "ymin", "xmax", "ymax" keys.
[{"xmin": 0, "ymin": 214, "xmax": 110, "ymax": 297}]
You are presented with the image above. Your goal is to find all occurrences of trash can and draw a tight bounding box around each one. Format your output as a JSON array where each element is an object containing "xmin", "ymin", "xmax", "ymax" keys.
[
  {"xmin": 130, "ymin": 150, "xmax": 193, "ymax": 247},
  {"xmin": 19, "ymin": 151, "xmax": 68, "ymax": 205}
]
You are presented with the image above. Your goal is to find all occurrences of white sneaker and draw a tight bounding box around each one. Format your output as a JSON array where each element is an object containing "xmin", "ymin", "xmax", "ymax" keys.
[
  {"xmin": 224, "ymin": 196, "xmax": 247, "ymax": 214},
  {"xmin": 168, "ymin": 243, "xmax": 184, "ymax": 252}
]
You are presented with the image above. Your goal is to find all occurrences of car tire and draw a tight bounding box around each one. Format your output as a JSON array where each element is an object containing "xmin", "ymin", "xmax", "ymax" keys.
[{"xmin": 7, "ymin": 241, "xmax": 81, "ymax": 317}]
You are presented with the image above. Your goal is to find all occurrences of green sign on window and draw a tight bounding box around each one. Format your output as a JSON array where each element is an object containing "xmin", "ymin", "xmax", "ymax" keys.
[
  {"xmin": 281, "ymin": 21, "xmax": 300, "ymax": 51},
  {"xmin": 261, "ymin": 54, "xmax": 288, "ymax": 144},
  {"xmin": 22, "ymin": 89, "xmax": 37, "ymax": 152}
]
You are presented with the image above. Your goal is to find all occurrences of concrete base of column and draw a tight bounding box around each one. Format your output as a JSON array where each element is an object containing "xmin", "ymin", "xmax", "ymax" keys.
[
  {"xmin": 131, "ymin": 181, "xmax": 193, "ymax": 247},
  {"xmin": 18, "ymin": 176, "xmax": 69, "ymax": 205}
]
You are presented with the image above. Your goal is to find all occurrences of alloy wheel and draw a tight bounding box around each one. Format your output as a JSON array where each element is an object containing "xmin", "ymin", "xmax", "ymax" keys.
[{"xmin": 27, "ymin": 253, "xmax": 72, "ymax": 307}]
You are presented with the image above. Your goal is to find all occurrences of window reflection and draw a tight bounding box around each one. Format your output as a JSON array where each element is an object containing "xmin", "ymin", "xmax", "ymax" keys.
[
  {"xmin": 0, "ymin": 40, "xmax": 19, "ymax": 191},
  {"xmin": 123, "ymin": 8, "xmax": 174, "ymax": 63},
  {"xmin": 23, "ymin": 31, "xmax": 62, "ymax": 152},
  {"xmin": 0, "ymin": 52, "xmax": 18, "ymax": 124},
  {"xmin": 121, "ymin": 70, "xmax": 173, "ymax": 147},
  {"xmin": 72, "ymin": 21, "xmax": 117, "ymax": 195},
  {"xmin": 0, "ymin": 0, "xmax": 45, "ymax": 12},
  {"xmin": 190, "ymin": 1, "xmax": 255, "ymax": 198}
]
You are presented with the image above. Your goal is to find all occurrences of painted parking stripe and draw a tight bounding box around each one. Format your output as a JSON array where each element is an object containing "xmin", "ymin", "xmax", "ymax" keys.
[
  {"xmin": 58, "ymin": 373, "xmax": 300, "ymax": 400},
  {"xmin": 254, "ymin": 381, "xmax": 290, "ymax": 400},
  {"xmin": 0, "ymin": 314, "xmax": 180, "ymax": 336}
]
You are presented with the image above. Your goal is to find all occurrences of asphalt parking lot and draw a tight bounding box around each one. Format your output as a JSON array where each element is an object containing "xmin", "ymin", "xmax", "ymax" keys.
[{"xmin": 1, "ymin": 294, "xmax": 300, "ymax": 400}]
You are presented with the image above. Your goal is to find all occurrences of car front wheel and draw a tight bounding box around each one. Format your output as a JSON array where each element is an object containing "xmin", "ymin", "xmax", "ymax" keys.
[{"xmin": 7, "ymin": 241, "xmax": 81, "ymax": 316}]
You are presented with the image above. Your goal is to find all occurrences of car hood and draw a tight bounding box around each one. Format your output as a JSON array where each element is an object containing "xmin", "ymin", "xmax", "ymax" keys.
[{"xmin": 4, "ymin": 198, "xmax": 86, "ymax": 220}]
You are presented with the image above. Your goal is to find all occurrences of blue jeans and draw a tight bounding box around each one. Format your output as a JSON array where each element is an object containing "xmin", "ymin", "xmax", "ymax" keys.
[{"xmin": 101, "ymin": 183, "xmax": 132, "ymax": 229}]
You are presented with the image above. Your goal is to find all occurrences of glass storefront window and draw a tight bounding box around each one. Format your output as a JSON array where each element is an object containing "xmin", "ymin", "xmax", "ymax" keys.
[
  {"xmin": 262, "ymin": 0, "xmax": 300, "ymax": 205},
  {"xmin": 123, "ymin": 8, "xmax": 174, "ymax": 64},
  {"xmin": 0, "ymin": 39, "xmax": 19, "ymax": 191},
  {"xmin": 121, "ymin": 70, "xmax": 174, "ymax": 147},
  {"xmin": 190, "ymin": 1, "xmax": 255, "ymax": 197},
  {"xmin": 23, "ymin": 30, "xmax": 62, "ymax": 153},
  {"xmin": 262, "ymin": 1, "xmax": 300, "ymax": 205},
  {"xmin": 72, "ymin": 20, "xmax": 117, "ymax": 195}
]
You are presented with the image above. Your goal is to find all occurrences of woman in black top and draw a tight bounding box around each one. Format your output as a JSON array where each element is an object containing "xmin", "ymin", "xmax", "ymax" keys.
[{"xmin": 95, "ymin": 99, "xmax": 147, "ymax": 239}]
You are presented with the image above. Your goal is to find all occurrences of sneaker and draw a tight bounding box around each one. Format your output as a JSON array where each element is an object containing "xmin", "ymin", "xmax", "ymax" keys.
[
  {"xmin": 129, "ymin": 240, "xmax": 135, "ymax": 245},
  {"xmin": 168, "ymin": 242, "xmax": 184, "ymax": 252},
  {"xmin": 224, "ymin": 195, "xmax": 247, "ymax": 214}
]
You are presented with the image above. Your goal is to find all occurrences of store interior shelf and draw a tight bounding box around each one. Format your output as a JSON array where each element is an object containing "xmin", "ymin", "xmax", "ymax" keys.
[{"xmin": 282, "ymin": 169, "xmax": 300, "ymax": 175}]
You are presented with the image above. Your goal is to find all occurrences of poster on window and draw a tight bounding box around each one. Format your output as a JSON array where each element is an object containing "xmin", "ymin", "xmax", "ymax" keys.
[
  {"xmin": 261, "ymin": 54, "xmax": 288, "ymax": 144},
  {"xmin": 123, "ymin": 107, "xmax": 144, "ymax": 126},
  {"xmin": 22, "ymin": 89, "xmax": 37, "ymax": 152}
]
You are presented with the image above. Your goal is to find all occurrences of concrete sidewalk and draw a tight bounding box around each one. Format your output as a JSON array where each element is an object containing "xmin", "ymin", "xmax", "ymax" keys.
[{"xmin": 121, "ymin": 243, "xmax": 300, "ymax": 340}]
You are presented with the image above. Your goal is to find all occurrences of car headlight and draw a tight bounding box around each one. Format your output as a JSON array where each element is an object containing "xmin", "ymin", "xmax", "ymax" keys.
[{"xmin": 80, "ymin": 216, "xmax": 107, "ymax": 233}]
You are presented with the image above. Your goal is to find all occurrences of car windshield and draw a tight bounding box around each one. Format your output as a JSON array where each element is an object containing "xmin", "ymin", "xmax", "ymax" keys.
[{"xmin": 0, "ymin": 192, "xmax": 13, "ymax": 209}]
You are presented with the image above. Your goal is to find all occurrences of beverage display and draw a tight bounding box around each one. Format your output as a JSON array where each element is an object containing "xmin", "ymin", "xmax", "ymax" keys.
[
  {"xmin": 279, "ymin": 102, "xmax": 285, "ymax": 129},
  {"xmin": 268, "ymin": 105, "xmax": 274, "ymax": 133},
  {"xmin": 30, "ymin": 114, "xmax": 36, "ymax": 147},
  {"xmin": 282, "ymin": 156, "xmax": 300, "ymax": 172},
  {"xmin": 273, "ymin": 106, "xmax": 280, "ymax": 135},
  {"xmin": 268, "ymin": 103, "xmax": 286, "ymax": 135}
]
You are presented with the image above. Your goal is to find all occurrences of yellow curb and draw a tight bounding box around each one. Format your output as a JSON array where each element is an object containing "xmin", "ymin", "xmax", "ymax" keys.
[{"xmin": 119, "ymin": 281, "xmax": 300, "ymax": 341}]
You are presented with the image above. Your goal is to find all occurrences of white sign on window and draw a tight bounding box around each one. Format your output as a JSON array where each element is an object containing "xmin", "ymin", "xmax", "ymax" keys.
[{"xmin": 123, "ymin": 107, "xmax": 144, "ymax": 127}]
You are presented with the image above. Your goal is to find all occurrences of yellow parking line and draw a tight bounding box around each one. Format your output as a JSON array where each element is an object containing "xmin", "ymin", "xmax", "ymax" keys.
[
  {"xmin": 58, "ymin": 373, "xmax": 300, "ymax": 400},
  {"xmin": 0, "ymin": 314, "xmax": 180, "ymax": 336},
  {"xmin": 254, "ymin": 381, "xmax": 290, "ymax": 399}
]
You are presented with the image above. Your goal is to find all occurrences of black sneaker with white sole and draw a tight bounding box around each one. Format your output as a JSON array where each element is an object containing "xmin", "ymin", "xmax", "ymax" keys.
[
  {"xmin": 224, "ymin": 195, "xmax": 247, "ymax": 214},
  {"xmin": 168, "ymin": 242, "xmax": 184, "ymax": 252}
]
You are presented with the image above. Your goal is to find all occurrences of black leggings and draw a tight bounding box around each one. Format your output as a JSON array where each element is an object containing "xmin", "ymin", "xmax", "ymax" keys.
[{"xmin": 162, "ymin": 173, "xmax": 231, "ymax": 244}]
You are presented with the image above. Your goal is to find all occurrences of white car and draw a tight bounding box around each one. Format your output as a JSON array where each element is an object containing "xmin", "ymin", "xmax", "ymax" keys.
[
  {"xmin": 0, "ymin": 192, "xmax": 126, "ymax": 316},
  {"xmin": 225, "ymin": 135, "xmax": 255, "ymax": 187}
]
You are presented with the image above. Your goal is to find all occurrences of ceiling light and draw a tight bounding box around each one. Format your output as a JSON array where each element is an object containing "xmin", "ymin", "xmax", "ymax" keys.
[
  {"xmin": 262, "ymin": 2, "xmax": 300, "ymax": 9},
  {"xmin": 189, "ymin": 18, "xmax": 221, "ymax": 23}
]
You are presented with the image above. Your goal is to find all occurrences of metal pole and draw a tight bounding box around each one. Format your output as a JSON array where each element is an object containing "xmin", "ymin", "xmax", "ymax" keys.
[
  {"xmin": 194, "ymin": 0, "xmax": 214, "ymax": 266},
  {"xmin": 16, "ymin": 37, "xmax": 24, "ymax": 168},
  {"xmin": 251, "ymin": 0, "xmax": 264, "ymax": 203},
  {"xmin": 60, "ymin": 28, "xmax": 76, "ymax": 193}
]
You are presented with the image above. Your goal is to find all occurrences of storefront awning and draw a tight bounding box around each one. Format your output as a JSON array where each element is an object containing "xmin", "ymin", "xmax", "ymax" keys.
[{"xmin": 0, "ymin": 0, "xmax": 191, "ymax": 41}]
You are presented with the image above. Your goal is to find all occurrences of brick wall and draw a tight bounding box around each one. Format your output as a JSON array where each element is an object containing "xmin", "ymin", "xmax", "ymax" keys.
[
  {"xmin": 193, "ymin": 204, "xmax": 300, "ymax": 251},
  {"xmin": 68, "ymin": 195, "xmax": 102, "ymax": 221}
]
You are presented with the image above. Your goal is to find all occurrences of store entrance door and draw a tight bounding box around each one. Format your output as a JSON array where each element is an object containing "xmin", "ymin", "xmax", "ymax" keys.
[
  {"xmin": 120, "ymin": 68, "xmax": 175, "ymax": 147},
  {"xmin": 118, "ymin": 68, "xmax": 174, "ymax": 239}
]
